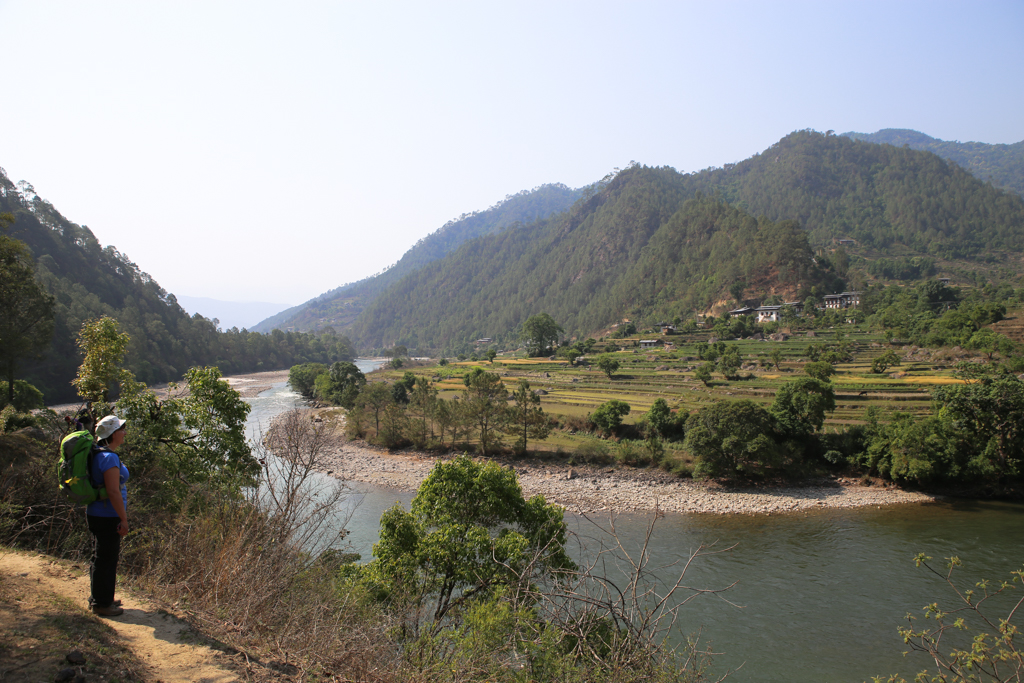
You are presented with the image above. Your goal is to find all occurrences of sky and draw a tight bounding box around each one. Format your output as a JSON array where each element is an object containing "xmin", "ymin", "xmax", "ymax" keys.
[{"xmin": 1, "ymin": 0, "xmax": 1022, "ymax": 308}]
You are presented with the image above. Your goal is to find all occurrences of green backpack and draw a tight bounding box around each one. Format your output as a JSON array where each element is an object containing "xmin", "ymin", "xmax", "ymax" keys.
[{"xmin": 57, "ymin": 430, "xmax": 109, "ymax": 505}]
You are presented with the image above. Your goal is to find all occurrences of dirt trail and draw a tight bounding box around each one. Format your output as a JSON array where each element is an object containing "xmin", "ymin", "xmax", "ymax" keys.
[{"xmin": 0, "ymin": 550, "xmax": 237, "ymax": 683}]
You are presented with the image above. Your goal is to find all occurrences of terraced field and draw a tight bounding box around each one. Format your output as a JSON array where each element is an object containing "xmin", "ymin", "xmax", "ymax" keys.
[{"xmin": 379, "ymin": 325, "xmax": 978, "ymax": 456}]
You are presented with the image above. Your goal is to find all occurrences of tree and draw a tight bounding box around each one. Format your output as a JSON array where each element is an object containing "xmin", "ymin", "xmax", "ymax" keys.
[
  {"xmin": 356, "ymin": 382, "xmax": 394, "ymax": 435},
  {"xmin": 804, "ymin": 360, "xmax": 835, "ymax": 381},
  {"xmin": 770, "ymin": 377, "xmax": 836, "ymax": 438},
  {"xmin": 522, "ymin": 313, "xmax": 563, "ymax": 357},
  {"xmin": 966, "ymin": 328, "xmax": 1016, "ymax": 361},
  {"xmin": 684, "ymin": 400, "xmax": 780, "ymax": 478},
  {"xmin": 694, "ymin": 362, "xmax": 714, "ymax": 387},
  {"xmin": 313, "ymin": 361, "xmax": 366, "ymax": 408},
  {"xmin": 769, "ymin": 348, "xmax": 784, "ymax": 370},
  {"xmin": 644, "ymin": 398, "xmax": 673, "ymax": 439},
  {"xmin": 871, "ymin": 349, "xmax": 902, "ymax": 374},
  {"xmin": 486, "ymin": 348, "xmax": 498, "ymax": 363},
  {"xmin": 597, "ymin": 355, "xmax": 619, "ymax": 379},
  {"xmin": 368, "ymin": 455, "xmax": 574, "ymax": 632},
  {"xmin": 0, "ymin": 231, "xmax": 55, "ymax": 405},
  {"xmin": 503, "ymin": 380, "xmax": 550, "ymax": 455},
  {"xmin": 591, "ymin": 399, "xmax": 631, "ymax": 435},
  {"xmin": 462, "ymin": 370, "xmax": 506, "ymax": 455},
  {"xmin": 288, "ymin": 362, "xmax": 328, "ymax": 399},
  {"xmin": 719, "ymin": 345, "xmax": 742, "ymax": 380},
  {"xmin": 392, "ymin": 344, "xmax": 408, "ymax": 358},
  {"xmin": 934, "ymin": 377, "xmax": 1024, "ymax": 477},
  {"xmin": 72, "ymin": 317, "xmax": 132, "ymax": 404},
  {"xmin": 118, "ymin": 365, "xmax": 257, "ymax": 497}
]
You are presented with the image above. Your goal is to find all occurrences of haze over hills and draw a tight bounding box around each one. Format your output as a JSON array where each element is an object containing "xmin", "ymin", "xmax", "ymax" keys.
[
  {"xmin": 251, "ymin": 183, "xmax": 583, "ymax": 333},
  {"xmin": 842, "ymin": 128, "xmax": 1024, "ymax": 198},
  {"xmin": 263, "ymin": 130, "xmax": 1024, "ymax": 353},
  {"xmin": 175, "ymin": 295, "xmax": 293, "ymax": 332}
]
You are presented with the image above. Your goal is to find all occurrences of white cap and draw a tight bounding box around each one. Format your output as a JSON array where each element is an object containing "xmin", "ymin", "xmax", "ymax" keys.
[{"xmin": 96, "ymin": 415, "xmax": 127, "ymax": 441}]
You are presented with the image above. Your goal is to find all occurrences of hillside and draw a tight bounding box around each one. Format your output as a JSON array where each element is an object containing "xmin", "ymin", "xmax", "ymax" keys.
[
  {"xmin": 692, "ymin": 130, "xmax": 1024, "ymax": 258},
  {"xmin": 842, "ymin": 128, "xmax": 1024, "ymax": 198},
  {"xmin": 346, "ymin": 131, "xmax": 1024, "ymax": 353},
  {"xmin": 252, "ymin": 183, "xmax": 582, "ymax": 333},
  {"xmin": 0, "ymin": 170, "xmax": 355, "ymax": 402}
]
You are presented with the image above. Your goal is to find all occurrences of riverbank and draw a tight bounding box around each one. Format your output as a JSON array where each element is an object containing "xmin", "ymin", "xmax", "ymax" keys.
[{"xmin": 310, "ymin": 418, "xmax": 936, "ymax": 516}]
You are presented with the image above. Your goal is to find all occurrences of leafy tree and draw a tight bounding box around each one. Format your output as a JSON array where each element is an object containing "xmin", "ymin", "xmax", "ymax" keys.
[
  {"xmin": 522, "ymin": 313, "xmax": 563, "ymax": 357},
  {"xmin": 804, "ymin": 361, "xmax": 835, "ymax": 381},
  {"xmin": 644, "ymin": 398, "xmax": 672, "ymax": 439},
  {"xmin": 591, "ymin": 399, "xmax": 631, "ymax": 435},
  {"xmin": 486, "ymin": 348, "xmax": 497, "ymax": 363},
  {"xmin": 769, "ymin": 348, "xmax": 784, "ymax": 370},
  {"xmin": 288, "ymin": 362, "xmax": 328, "ymax": 399},
  {"xmin": 462, "ymin": 370, "xmax": 506, "ymax": 454},
  {"xmin": 313, "ymin": 361, "xmax": 366, "ymax": 408},
  {"xmin": 694, "ymin": 362, "xmax": 714, "ymax": 386},
  {"xmin": 684, "ymin": 400, "xmax": 780, "ymax": 478},
  {"xmin": 966, "ymin": 328, "xmax": 1016, "ymax": 361},
  {"xmin": 368, "ymin": 455, "xmax": 574, "ymax": 631},
  {"xmin": 719, "ymin": 345, "xmax": 742, "ymax": 380},
  {"xmin": 0, "ymin": 379, "xmax": 44, "ymax": 412},
  {"xmin": 503, "ymin": 380, "xmax": 549, "ymax": 455},
  {"xmin": 0, "ymin": 231, "xmax": 55, "ymax": 405},
  {"xmin": 596, "ymin": 355, "xmax": 619, "ymax": 379},
  {"xmin": 770, "ymin": 377, "xmax": 836, "ymax": 438},
  {"xmin": 871, "ymin": 349, "xmax": 902, "ymax": 374},
  {"xmin": 356, "ymin": 382, "xmax": 394, "ymax": 435},
  {"xmin": 390, "ymin": 357, "xmax": 404, "ymax": 369},
  {"xmin": 72, "ymin": 317, "xmax": 132, "ymax": 403},
  {"xmin": 118, "ymin": 365, "xmax": 257, "ymax": 497},
  {"xmin": 392, "ymin": 344, "xmax": 408, "ymax": 358},
  {"xmin": 934, "ymin": 377, "xmax": 1024, "ymax": 477}
]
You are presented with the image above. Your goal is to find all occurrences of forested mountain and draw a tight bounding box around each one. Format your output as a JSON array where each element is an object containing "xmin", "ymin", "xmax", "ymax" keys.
[
  {"xmin": 690, "ymin": 130, "xmax": 1024, "ymax": 258},
  {"xmin": 0, "ymin": 170, "xmax": 355, "ymax": 402},
  {"xmin": 252, "ymin": 183, "xmax": 582, "ymax": 333},
  {"xmin": 842, "ymin": 128, "xmax": 1024, "ymax": 198},
  {"xmin": 350, "ymin": 180, "xmax": 840, "ymax": 352},
  {"xmin": 346, "ymin": 131, "xmax": 1024, "ymax": 352}
]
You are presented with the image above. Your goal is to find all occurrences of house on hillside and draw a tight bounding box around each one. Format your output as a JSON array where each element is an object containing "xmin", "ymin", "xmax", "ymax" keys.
[
  {"xmin": 639, "ymin": 339, "xmax": 662, "ymax": 349},
  {"xmin": 823, "ymin": 291, "xmax": 861, "ymax": 309},
  {"xmin": 474, "ymin": 337, "xmax": 493, "ymax": 345},
  {"xmin": 838, "ymin": 239, "xmax": 856, "ymax": 247},
  {"xmin": 756, "ymin": 301, "xmax": 804, "ymax": 322},
  {"xmin": 728, "ymin": 306, "xmax": 755, "ymax": 318},
  {"xmin": 938, "ymin": 277, "xmax": 950, "ymax": 285},
  {"xmin": 660, "ymin": 323, "xmax": 676, "ymax": 335}
]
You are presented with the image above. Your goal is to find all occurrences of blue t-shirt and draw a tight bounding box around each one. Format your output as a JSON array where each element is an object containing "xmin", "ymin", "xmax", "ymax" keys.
[{"xmin": 86, "ymin": 448, "xmax": 129, "ymax": 517}]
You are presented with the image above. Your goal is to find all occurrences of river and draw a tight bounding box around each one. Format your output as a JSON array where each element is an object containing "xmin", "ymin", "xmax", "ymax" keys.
[{"xmin": 243, "ymin": 368, "xmax": 1024, "ymax": 683}]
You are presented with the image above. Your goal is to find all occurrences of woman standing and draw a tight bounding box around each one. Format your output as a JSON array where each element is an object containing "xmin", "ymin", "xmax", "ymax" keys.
[{"xmin": 88, "ymin": 415, "xmax": 129, "ymax": 617}]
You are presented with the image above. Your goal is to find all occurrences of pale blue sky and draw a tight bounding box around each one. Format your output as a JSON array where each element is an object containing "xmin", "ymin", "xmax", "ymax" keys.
[{"xmin": 1, "ymin": 0, "xmax": 1021, "ymax": 304}]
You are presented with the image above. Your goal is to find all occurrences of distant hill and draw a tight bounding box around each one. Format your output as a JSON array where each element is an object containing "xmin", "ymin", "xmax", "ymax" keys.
[
  {"xmin": 842, "ymin": 128, "xmax": 1024, "ymax": 198},
  {"xmin": 251, "ymin": 183, "xmax": 583, "ymax": 333},
  {"xmin": 0, "ymin": 170, "xmax": 354, "ymax": 402},
  {"xmin": 345, "ymin": 130, "xmax": 1024, "ymax": 353}
]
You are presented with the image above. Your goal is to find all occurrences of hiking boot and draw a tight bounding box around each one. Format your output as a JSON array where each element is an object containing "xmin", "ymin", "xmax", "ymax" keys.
[
  {"xmin": 89, "ymin": 599, "xmax": 121, "ymax": 608},
  {"xmin": 92, "ymin": 604, "xmax": 124, "ymax": 617}
]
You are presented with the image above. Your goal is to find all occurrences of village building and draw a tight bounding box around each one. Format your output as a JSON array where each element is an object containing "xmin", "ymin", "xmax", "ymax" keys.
[
  {"xmin": 754, "ymin": 301, "xmax": 803, "ymax": 323},
  {"xmin": 823, "ymin": 291, "xmax": 861, "ymax": 309},
  {"xmin": 728, "ymin": 306, "xmax": 756, "ymax": 318},
  {"xmin": 639, "ymin": 339, "xmax": 662, "ymax": 349}
]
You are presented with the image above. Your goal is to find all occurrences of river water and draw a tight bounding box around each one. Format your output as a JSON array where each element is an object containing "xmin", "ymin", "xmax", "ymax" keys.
[{"xmin": 243, "ymin": 367, "xmax": 1024, "ymax": 683}]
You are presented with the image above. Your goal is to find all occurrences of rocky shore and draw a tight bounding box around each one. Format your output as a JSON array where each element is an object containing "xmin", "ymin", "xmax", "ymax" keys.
[{"xmin": 315, "ymin": 426, "xmax": 936, "ymax": 516}]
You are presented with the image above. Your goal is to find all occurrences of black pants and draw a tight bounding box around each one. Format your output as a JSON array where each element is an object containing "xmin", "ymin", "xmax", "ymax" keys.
[{"xmin": 87, "ymin": 515, "xmax": 121, "ymax": 607}]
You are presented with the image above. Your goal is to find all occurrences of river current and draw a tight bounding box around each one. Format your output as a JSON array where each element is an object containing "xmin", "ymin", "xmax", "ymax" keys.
[{"xmin": 244, "ymin": 366, "xmax": 1024, "ymax": 683}]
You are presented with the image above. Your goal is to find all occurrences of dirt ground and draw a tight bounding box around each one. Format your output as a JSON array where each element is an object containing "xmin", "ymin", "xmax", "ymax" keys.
[{"xmin": 0, "ymin": 549, "xmax": 238, "ymax": 683}]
